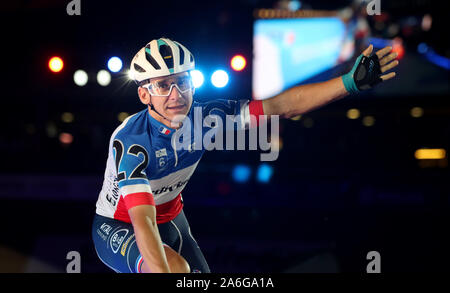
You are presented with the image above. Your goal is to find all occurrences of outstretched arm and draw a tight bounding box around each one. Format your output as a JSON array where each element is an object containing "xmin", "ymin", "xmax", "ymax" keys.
[{"xmin": 262, "ymin": 45, "xmax": 399, "ymax": 118}]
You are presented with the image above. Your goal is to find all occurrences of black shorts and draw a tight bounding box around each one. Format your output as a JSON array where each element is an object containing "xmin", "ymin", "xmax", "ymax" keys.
[{"xmin": 92, "ymin": 210, "xmax": 210, "ymax": 273}]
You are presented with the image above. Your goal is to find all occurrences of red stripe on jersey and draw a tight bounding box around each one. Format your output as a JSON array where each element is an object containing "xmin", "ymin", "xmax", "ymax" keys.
[
  {"xmin": 156, "ymin": 194, "xmax": 183, "ymax": 224},
  {"xmin": 123, "ymin": 192, "xmax": 155, "ymax": 209},
  {"xmin": 113, "ymin": 193, "xmax": 182, "ymax": 224},
  {"xmin": 249, "ymin": 100, "xmax": 265, "ymax": 127},
  {"xmin": 113, "ymin": 195, "xmax": 131, "ymax": 223}
]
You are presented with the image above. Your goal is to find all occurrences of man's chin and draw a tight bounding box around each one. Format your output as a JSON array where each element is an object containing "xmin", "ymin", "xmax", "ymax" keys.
[{"xmin": 168, "ymin": 112, "xmax": 188, "ymax": 125}]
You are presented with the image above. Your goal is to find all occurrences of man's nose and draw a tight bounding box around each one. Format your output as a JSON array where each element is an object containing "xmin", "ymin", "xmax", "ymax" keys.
[{"xmin": 168, "ymin": 85, "xmax": 183, "ymax": 100}]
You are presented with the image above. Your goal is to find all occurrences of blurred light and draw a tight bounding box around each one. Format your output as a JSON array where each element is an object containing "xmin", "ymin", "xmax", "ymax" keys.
[
  {"xmin": 347, "ymin": 108, "xmax": 360, "ymax": 119},
  {"xmin": 211, "ymin": 70, "xmax": 229, "ymax": 88},
  {"xmin": 232, "ymin": 164, "xmax": 251, "ymax": 183},
  {"xmin": 73, "ymin": 70, "xmax": 88, "ymax": 86},
  {"xmin": 61, "ymin": 112, "xmax": 74, "ymax": 123},
  {"xmin": 97, "ymin": 70, "xmax": 111, "ymax": 86},
  {"xmin": 417, "ymin": 43, "xmax": 428, "ymax": 54},
  {"xmin": 288, "ymin": 0, "xmax": 301, "ymax": 11},
  {"xmin": 392, "ymin": 38, "xmax": 404, "ymax": 59},
  {"xmin": 107, "ymin": 56, "xmax": 123, "ymax": 73},
  {"xmin": 410, "ymin": 107, "xmax": 424, "ymax": 118},
  {"xmin": 48, "ymin": 57, "xmax": 64, "ymax": 73},
  {"xmin": 421, "ymin": 14, "xmax": 432, "ymax": 31},
  {"xmin": 415, "ymin": 148, "xmax": 446, "ymax": 160},
  {"xmin": 367, "ymin": 37, "xmax": 392, "ymax": 49},
  {"xmin": 117, "ymin": 112, "xmax": 129, "ymax": 122},
  {"xmin": 290, "ymin": 115, "xmax": 302, "ymax": 121},
  {"xmin": 256, "ymin": 164, "xmax": 273, "ymax": 183},
  {"xmin": 59, "ymin": 132, "xmax": 74, "ymax": 145},
  {"xmin": 423, "ymin": 47, "xmax": 450, "ymax": 70},
  {"xmin": 230, "ymin": 55, "xmax": 247, "ymax": 71},
  {"xmin": 302, "ymin": 117, "xmax": 314, "ymax": 128},
  {"xmin": 46, "ymin": 122, "xmax": 58, "ymax": 138},
  {"xmin": 190, "ymin": 70, "xmax": 204, "ymax": 88},
  {"xmin": 362, "ymin": 116, "xmax": 375, "ymax": 127},
  {"xmin": 127, "ymin": 70, "xmax": 134, "ymax": 80}
]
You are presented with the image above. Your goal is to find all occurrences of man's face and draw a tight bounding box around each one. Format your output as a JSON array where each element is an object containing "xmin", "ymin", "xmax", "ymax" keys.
[{"xmin": 144, "ymin": 72, "xmax": 193, "ymax": 123}]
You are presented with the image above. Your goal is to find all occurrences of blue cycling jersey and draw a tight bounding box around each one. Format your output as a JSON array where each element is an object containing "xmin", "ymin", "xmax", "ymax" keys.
[{"xmin": 95, "ymin": 99, "xmax": 262, "ymax": 224}]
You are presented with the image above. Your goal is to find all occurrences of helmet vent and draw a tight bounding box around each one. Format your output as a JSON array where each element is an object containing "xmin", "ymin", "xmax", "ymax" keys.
[
  {"xmin": 133, "ymin": 63, "xmax": 146, "ymax": 73},
  {"xmin": 145, "ymin": 45, "xmax": 161, "ymax": 70},
  {"xmin": 159, "ymin": 45, "xmax": 174, "ymax": 70}
]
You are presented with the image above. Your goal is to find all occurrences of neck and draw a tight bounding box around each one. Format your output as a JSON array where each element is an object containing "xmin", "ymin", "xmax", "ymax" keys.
[{"xmin": 148, "ymin": 107, "xmax": 182, "ymax": 129}]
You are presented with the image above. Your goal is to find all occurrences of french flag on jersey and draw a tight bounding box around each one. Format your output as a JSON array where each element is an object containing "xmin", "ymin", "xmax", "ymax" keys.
[{"xmin": 159, "ymin": 126, "xmax": 171, "ymax": 135}]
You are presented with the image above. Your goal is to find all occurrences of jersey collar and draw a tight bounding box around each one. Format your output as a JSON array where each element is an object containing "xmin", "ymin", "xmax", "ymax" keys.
[{"xmin": 147, "ymin": 111, "xmax": 176, "ymax": 137}]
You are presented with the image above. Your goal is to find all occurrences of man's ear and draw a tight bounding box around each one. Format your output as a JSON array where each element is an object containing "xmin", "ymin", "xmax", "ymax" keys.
[{"xmin": 138, "ymin": 87, "xmax": 150, "ymax": 105}]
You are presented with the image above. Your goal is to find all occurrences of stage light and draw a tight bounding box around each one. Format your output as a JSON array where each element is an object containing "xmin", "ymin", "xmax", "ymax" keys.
[
  {"xmin": 117, "ymin": 112, "xmax": 129, "ymax": 122},
  {"xmin": 73, "ymin": 70, "xmax": 88, "ymax": 86},
  {"xmin": 230, "ymin": 55, "xmax": 247, "ymax": 71},
  {"xmin": 59, "ymin": 132, "xmax": 74, "ymax": 145},
  {"xmin": 97, "ymin": 70, "xmax": 111, "ymax": 86},
  {"xmin": 417, "ymin": 43, "xmax": 428, "ymax": 54},
  {"xmin": 347, "ymin": 108, "xmax": 360, "ymax": 119},
  {"xmin": 415, "ymin": 148, "xmax": 446, "ymax": 160},
  {"xmin": 232, "ymin": 164, "xmax": 251, "ymax": 183},
  {"xmin": 256, "ymin": 164, "xmax": 273, "ymax": 183},
  {"xmin": 211, "ymin": 70, "xmax": 229, "ymax": 88},
  {"xmin": 127, "ymin": 70, "xmax": 134, "ymax": 80},
  {"xmin": 61, "ymin": 112, "xmax": 74, "ymax": 123},
  {"xmin": 190, "ymin": 70, "xmax": 204, "ymax": 88},
  {"xmin": 107, "ymin": 56, "xmax": 123, "ymax": 73},
  {"xmin": 49, "ymin": 56, "xmax": 64, "ymax": 73},
  {"xmin": 362, "ymin": 116, "xmax": 375, "ymax": 127},
  {"xmin": 410, "ymin": 107, "xmax": 424, "ymax": 118}
]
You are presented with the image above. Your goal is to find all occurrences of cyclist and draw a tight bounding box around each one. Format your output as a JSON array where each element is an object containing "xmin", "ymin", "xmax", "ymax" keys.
[{"xmin": 92, "ymin": 38, "xmax": 398, "ymax": 273}]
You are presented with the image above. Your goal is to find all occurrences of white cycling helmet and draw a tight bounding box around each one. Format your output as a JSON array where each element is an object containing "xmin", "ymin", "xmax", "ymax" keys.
[{"xmin": 130, "ymin": 38, "xmax": 195, "ymax": 86}]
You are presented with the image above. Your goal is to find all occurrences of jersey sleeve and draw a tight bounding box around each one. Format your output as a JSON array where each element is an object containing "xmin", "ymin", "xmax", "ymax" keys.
[
  {"xmin": 199, "ymin": 99, "xmax": 265, "ymax": 130},
  {"xmin": 112, "ymin": 136, "xmax": 155, "ymax": 211}
]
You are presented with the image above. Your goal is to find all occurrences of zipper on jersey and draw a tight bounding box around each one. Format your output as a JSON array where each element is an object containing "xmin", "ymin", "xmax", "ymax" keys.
[{"xmin": 171, "ymin": 130, "xmax": 178, "ymax": 167}]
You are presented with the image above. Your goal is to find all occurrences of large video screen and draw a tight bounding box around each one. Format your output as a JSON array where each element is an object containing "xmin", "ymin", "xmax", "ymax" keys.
[{"xmin": 253, "ymin": 17, "xmax": 354, "ymax": 100}]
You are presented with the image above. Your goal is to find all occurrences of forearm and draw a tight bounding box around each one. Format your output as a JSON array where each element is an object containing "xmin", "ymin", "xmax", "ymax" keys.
[
  {"xmin": 132, "ymin": 215, "xmax": 170, "ymax": 273},
  {"xmin": 263, "ymin": 76, "xmax": 348, "ymax": 118}
]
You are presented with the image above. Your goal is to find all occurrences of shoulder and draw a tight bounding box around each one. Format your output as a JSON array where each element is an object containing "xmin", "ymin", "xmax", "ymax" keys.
[
  {"xmin": 193, "ymin": 99, "xmax": 250, "ymax": 116},
  {"xmin": 112, "ymin": 109, "xmax": 151, "ymax": 149}
]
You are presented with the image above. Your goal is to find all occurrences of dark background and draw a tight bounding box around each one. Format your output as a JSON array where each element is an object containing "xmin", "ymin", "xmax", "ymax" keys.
[{"xmin": 0, "ymin": 0, "xmax": 449, "ymax": 272}]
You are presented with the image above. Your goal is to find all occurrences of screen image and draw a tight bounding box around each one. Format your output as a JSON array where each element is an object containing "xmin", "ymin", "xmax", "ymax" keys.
[{"xmin": 253, "ymin": 17, "xmax": 354, "ymax": 100}]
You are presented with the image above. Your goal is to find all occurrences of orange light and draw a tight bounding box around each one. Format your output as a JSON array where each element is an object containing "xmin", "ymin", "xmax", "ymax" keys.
[
  {"xmin": 49, "ymin": 56, "xmax": 64, "ymax": 73},
  {"xmin": 59, "ymin": 132, "xmax": 73, "ymax": 145},
  {"xmin": 230, "ymin": 55, "xmax": 246, "ymax": 71}
]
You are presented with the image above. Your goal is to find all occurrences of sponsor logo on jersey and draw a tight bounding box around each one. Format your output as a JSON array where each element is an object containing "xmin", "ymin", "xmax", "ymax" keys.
[
  {"xmin": 100, "ymin": 223, "xmax": 112, "ymax": 235},
  {"xmin": 110, "ymin": 229, "xmax": 129, "ymax": 254},
  {"xmin": 153, "ymin": 179, "xmax": 189, "ymax": 195},
  {"xmin": 155, "ymin": 148, "xmax": 168, "ymax": 158},
  {"xmin": 120, "ymin": 234, "xmax": 135, "ymax": 256}
]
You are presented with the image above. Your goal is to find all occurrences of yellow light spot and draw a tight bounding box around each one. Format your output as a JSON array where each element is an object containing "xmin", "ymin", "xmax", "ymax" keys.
[
  {"xmin": 410, "ymin": 107, "xmax": 424, "ymax": 118},
  {"xmin": 362, "ymin": 116, "xmax": 375, "ymax": 127},
  {"xmin": 346, "ymin": 108, "xmax": 360, "ymax": 119},
  {"xmin": 415, "ymin": 148, "xmax": 446, "ymax": 160},
  {"xmin": 61, "ymin": 112, "xmax": 74, "ymax": 123},
  {"xmin": 49, "ymin": 56, "xmax": 64, "ymax": 73},
  {"xmin": 290, "ymin": 115, "xmax": 302, "ymax": 121},
  {"xmin": 231, "ymin": 55, "xmax": 247, "ymax": 71},
  {"xmin": 118, "ymin": 112, "xmax": 129, "ymax": 122}
]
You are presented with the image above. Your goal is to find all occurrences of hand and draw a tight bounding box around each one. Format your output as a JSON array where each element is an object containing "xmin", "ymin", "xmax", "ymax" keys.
[{"xmin": 362, "ymin": 45, "xmax": 399, "ymax": 81}]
